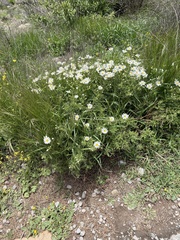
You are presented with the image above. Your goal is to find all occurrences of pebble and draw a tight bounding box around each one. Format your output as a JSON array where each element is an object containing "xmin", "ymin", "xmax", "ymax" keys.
[
  {"xmin": 118, "ymin": 160, "xmax": 127, "ymax": 166},
  {"xmin": 132, "ymin": 225, "xmax": 137, "ymax": 231},
  {"xmin": 82, "ymin": 191, "xmax": 86, "ymax": 199},
  {"xmin": 111, "ymin": 189, "xmax": 119, "ymax": 196},
  {"xmin": 133, "ymin": 236, "xmax": 139, "ymax": 240},
  {"xmin": 80, "ymin": 230, "xmax": 85, "ymax": 237},
  {"xmin": 78, "ymin": 201, "xmax": 83, "ymax": 207},
  {"xmin": 137, "ymin": 167, "xmax": 145, "ymax": 176},
  {"xmin": 76, "ymin": 228, "xmax": 81, "ymax": 234},
  {"xmin": 170, "ymin": 234, "xmax": 180, "ymax": 240},
  {"xmin": 67, "ymin": 185, "xmax": 72, "ymax": 189}
]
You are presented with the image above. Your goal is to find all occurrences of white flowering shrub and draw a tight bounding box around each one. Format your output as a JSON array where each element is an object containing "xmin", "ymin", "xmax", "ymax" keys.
[{"xmin": 0, "ymin": 47, "xmax": 179, "ymax": 175}]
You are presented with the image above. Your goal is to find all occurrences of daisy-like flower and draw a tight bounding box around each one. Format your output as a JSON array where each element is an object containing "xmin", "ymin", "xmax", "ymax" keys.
[
  {"xmin": 94, "ymin": 141, "xmax": 101, "ymax": 149},
  {"xmin": 139, "ymin": 81, "xmax": 146, "ymax": 86},
  {"xmin": 98, "ymin": 86, "xmax": 103, "ymax": 90},
  {"xmin": 146, "ymin": 83, "xmax": 153, "ymax": 89},
  {"xmin": 87, "ymin": 103, "xmax": 93, "ymax": 109},
  {"xmin": 122, "ymin": 113, "xmax": 129, "ymax": 120},
  {"xmin": 84, "ymin": 136, "xmax": 90, "ymax": 141},
  {"xmin": 108, "ymin": 47, "xmax": 113, "ymax": 51},
  {"xmin": 84, "ymin": 123, "xmax": 90, "ymax": 128},
  {"xmin": 174, "ymin": 79, "xmax": 180, "ymax": 87},
  {"xmin": 74, "ymin": 95, "xmax": 79, "ymax": 99},
  {"xmin": 48, "ymin": 84, "xmax": 55, "ymax": 90},
  {"xmin": 101, "ymin": 127, "xmax": 108, "ymax": 134},
  {"xmin": 156, "ymin": 80, "xmax": 161, "ymax": 86},
  {"xmin": 48, "ymin": 78, "xmax": 54, "ymax": 84},
  {"xmin": 122, "ymin": 49, "xmax": 127, "ymax": 53},
  {"xmin": 74, "ymin": 114, "xmax": 80, "ymax": 121},
  {"xmin": 43, "ymin": 136, "xmax": 51, "ymax": 144},
  {"xmin": 109, "ymin": 116, "xmax": 115, "ymax": 122},
  {"xmin": 80, "ymin": 77, "xmax": 91, "ymax": 84},
  {"xmin": 126, "ymin": 46, "xmax": 132, "ymax": 51}
]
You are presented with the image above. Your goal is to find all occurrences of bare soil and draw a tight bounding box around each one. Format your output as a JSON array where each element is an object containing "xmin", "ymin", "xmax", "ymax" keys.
[{"xmin": 1, "ymin": 165, "xmax": 180, "ymax": 240}]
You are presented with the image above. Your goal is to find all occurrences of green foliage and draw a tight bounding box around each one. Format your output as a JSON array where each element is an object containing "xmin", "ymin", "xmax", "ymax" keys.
[
  {"xmin": 35, "ymin": 0, "xmax": 112, "ymax": 27},
  {"xmin": 1, "ymin": 45, "xmax": 179, "ymax": 176},
  {"xmin": 24, "ymin": 201, "xmax": 74, "ymax": 240}
]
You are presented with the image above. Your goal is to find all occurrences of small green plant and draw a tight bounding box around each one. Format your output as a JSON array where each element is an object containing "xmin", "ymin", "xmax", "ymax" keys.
[
  {"xmin": 123, "ymin": 190, "xmax": 145, "ymax": 210},
  {"xmin": 96, "ymin": 174, "xmax": 108, "ymax": 185},
  {"xmin": 25, "ymin": 201, "xmax": 74, "ymax": 240}
]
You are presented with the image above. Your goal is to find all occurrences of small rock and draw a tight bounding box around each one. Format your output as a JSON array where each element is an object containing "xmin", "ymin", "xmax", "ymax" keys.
[
  {"xmin": 121, "ymin": 173, "xmax": 126, "ymax": 179},
  {"xmin": 82, "ymin": 191, "xmax": 86, "ymax": 199},
  {"xmin": 78, "ymin": 201, "xmax": 83, "ymax": 207},
  {"xmin": 133, "ymin": 236, "xmax": 139, "ymax": 240},
  {"xmin": 132, "ymin": 226, "xmax": 137, "ymax": 231},
  {"xmin": 94, "ymin": 189, "xmax": 100, "ymax": 195},
  {"xmin": 76, "ymin": 228, "xmax": 81, "ymax": 234},
  {"xmin": 128, "ymin": 180, "xmax": 132, "ymax": 184},
  {"xmin": 118, "ymin": 160, "xmax": 126, "ymax": 166},
  {"xmin": 137, "ymin": 167, "xmax": 145, "ymax": 176},
  {"xmin": 80, "ymin": 230, "xmax": 85, "ymax": 237},
  {"xmin": 170, "ymin": 234, "xmax": 180, "ymax": 240},
  {"xmin": 111, "ymin": 189, "xmax": 118, "ymax": 196},
  {"xmin": 67, "ymin": 185, "xmax": 72, "ymax": 189},
  {"xmin": 80, "ymin": 222, "xmax": 84, "ymax": 228}
]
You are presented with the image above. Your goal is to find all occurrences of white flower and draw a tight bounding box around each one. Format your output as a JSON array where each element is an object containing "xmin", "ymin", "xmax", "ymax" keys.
[
  {"xmin": 75, "ymin": 72, "xmax": 83, "ymax": 80},
  {"xmin": 139, "ymin": 81, "xmax": 146, "ymax": 86},
  {"xmin": 74, "ymin": 95, "xmax": 79, "ymax": 99},
  {"xmin": 135, "ymin": 54, "xmax": 140, "ymax": 58},
  {"xmin": 87, "ymin": 103, "xmax": 93, "ymax": 109},
  {"xmin": 74, "ymin": 114, "xmax": 80, "ymax": 121},
  {"xmin": 84, "ymin": 136, "xmax": 90, "ymax": 141},
  {"xmin": 122, "ymin": 113, "xmax": 129, "ymax": 120},
  {"xmin": 43, "ymin": 136, "xmax": 51, "ymax": 144},
  {"xmin": 98, "ymin": 86, "xmax": 103, "ymax": 90},
  {"xmin": 48, "ymin": 78, "xmax": 54, "ymax": 84},
  {"xmin": 146, "ymin": 83, "xmax": 153, "ymax": 89},
  {"xmin": 126, "ymin": 46, "xmax": 132, "ymax": 51},
  {"xmin": 109, "ymin": 116, "xmax": 115, "ymax": 122},
  {"xmin": 156, "ymin": 81, "xmax": 161, "ymax": 86},
  {"xmin": 101, "ymin": 127, "xmax": 108, "ymax": 134},
  {"xmin": 174, "ymin": 79, "xmax": 180, "ymax": 87},
  {"xmin": 56, "ymin": 67, "xmax": 65, "ymax": 74},
  {"xmin": 32, "ymin": 75, "xmax": 41, "ymax": 83},
  {"xmin": 80, "ymin": 77, "xmax": 91, "ymax": 84},
  {"xmin": 48, "ymin": 84, "xmax": 55, "ymax": 90},
  {"xmin": 94, "ymin": 141, "xmax": 101, "ymax": 149},
  {"xmin": 84, "ymin": 123, "xmax": 90, "ymax": 128},
  {"xmin": 108, "ymin": 47, "xmax": 113, "ymax": 51}
]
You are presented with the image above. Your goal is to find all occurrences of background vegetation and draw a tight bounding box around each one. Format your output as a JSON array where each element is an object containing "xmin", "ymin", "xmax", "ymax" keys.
[{"xmin": 0, "ymin": 0, "xmax": 179, "ymax": 190}]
